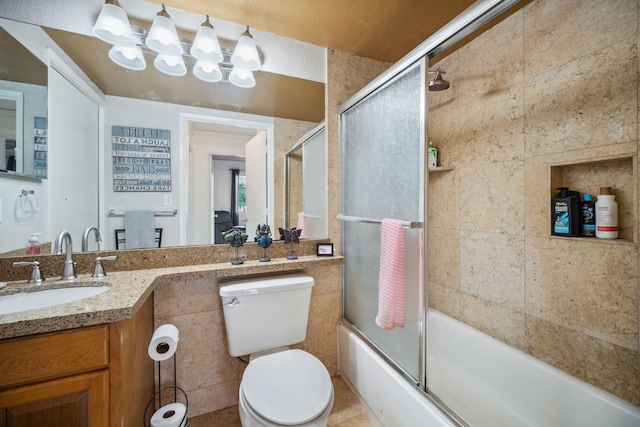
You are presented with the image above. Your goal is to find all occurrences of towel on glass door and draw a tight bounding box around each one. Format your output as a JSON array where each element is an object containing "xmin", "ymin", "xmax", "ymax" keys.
[
  {"xmin": 297, "ymin": 212, "xmax": 307, "ymax": 238},
  {"xmin": 375, "ymin": 218, "xmax": 406, "ymax": 330},
  {"xmin": 124, "ymin": 210, "xmax": 156, "ymax": 249}
]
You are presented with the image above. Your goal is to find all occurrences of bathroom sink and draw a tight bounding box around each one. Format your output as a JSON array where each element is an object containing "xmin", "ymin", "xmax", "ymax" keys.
[{"xmin": 0, "ymin": 285, "xmax": 111, "ymax": 315}]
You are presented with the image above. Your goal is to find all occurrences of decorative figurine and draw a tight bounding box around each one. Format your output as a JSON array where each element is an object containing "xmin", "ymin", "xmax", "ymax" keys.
[
  {"xmin": 224, "ymin": 227, "xmax": 249, "ymax": 265},
  {"xmin": 256, "ymin": 224, "xmax": 273, "ymax": 262},
  {"xmin": 279, "ymin": 227, "xmax": 302, "ymax": 260}
]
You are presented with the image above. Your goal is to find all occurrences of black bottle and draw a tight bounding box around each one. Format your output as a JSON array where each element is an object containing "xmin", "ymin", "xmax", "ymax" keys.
[
  {"xmin": 580, "ymin": 194, "xmax": 595, "ymax": 237},
  {"xmin": 551, "ymin": 187, "xmax": 580, "ymax": 237}
]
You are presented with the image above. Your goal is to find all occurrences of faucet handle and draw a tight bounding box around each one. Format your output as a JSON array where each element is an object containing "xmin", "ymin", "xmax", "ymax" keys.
[
  {"xmin": 92, "ymin": 256, "xmax": 117, "ymax": 278},
  {"xmin": 13, "ymin": 261, "xmax": 46, "ymax": 284}
]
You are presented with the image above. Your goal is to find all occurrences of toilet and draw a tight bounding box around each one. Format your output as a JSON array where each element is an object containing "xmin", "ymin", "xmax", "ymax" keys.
[{"xmin": 219, "ymin": 273, "xmax": 334, "ymax": 427}]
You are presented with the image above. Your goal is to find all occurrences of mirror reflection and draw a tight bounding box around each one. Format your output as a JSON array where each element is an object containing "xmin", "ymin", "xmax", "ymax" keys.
[
  {"xmin": 0, "ymin": 25, "xmax": 48, "ymax": 179},
  {"xmin": 286, "ymin": 123, "xmax": 327, "ymax": 239},
  {"xmin": 0, "ymin": 17, "xmax": 326, "ymax": 257}
]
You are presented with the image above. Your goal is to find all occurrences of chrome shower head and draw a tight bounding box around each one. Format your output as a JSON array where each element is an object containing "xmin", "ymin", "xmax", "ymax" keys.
[{"xmin": 428, "ymin": 68, "xmax": 450, "ymax": 91}]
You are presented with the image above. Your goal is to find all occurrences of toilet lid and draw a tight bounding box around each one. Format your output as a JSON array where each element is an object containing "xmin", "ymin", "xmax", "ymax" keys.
[{"xmin": 242, "ymin": 349, "xmax": 332, "ymax": 425}]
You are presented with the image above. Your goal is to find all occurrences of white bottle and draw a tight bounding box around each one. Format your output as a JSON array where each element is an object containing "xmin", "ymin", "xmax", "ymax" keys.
[
  {"xmin": 428, "ymin": 141, "xmax": 437, "ymax": 168},
  {"xmin": 595, "ymin": 187, "xmax": 618, "ymax": 239}
]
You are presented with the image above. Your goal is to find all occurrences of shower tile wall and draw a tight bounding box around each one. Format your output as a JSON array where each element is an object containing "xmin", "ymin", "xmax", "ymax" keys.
[
  {"xmin": 152, "ymin": 264, "xmax": 342, "ymax": 418},
  {"xmin": 427, "ymin": 0, "xmax": 639, "ymax": 405}
]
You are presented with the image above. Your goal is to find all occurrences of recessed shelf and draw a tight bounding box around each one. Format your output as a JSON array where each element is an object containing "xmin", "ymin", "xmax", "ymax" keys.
[{"xmin": 550, "ymin": 156, "xmax": 635, "ymax": 243}]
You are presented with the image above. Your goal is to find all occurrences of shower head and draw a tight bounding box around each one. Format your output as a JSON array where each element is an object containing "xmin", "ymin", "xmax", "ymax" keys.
[{"xmin": 428, "ymin": 68, "xmax": 450, "ymax": 91}]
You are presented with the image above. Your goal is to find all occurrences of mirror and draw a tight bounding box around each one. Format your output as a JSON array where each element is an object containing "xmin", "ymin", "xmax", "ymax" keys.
[
  {"xmin": 0, "ymin": 25, "xmax": 48, "ymax": 179},
  {"xmin": 0, "ymin": 17, "xmax": 325, "ymax": 256},
  {"xmin": 286, "ymin": 123, "xmax": 327, "ymax": 239}
]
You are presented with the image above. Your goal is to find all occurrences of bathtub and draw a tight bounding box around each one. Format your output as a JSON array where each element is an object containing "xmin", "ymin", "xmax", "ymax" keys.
[{"xmin": 338, "ymin": 309, "xmax": 640, "ymax": 427}]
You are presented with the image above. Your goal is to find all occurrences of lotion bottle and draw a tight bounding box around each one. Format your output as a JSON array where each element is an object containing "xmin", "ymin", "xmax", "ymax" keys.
[
  {"xmin": 26, "ymin": 233, "xmax": 42, "ymax": 255},
  {"xmin": 595, "ymin": 187, "xmax": 618, "ymax": 239}
]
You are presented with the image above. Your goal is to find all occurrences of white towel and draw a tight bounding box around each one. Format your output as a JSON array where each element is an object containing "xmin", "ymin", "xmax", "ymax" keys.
[
  {"xmin": 124, "ymin": 210, "xmax": 156, "ymax": 249},
  {"xmin": 375, "ymin": 219, "xmax": 406, "ymax": 330}
]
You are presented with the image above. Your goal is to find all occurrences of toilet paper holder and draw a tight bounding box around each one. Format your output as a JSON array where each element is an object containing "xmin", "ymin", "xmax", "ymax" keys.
[
  {"xmin": 143, "ymin": 385, "xmax": 189, "ymax": 427},
  {"xmin": 144, "ymin": 325, "xmax": 188, "ymax": 427}
]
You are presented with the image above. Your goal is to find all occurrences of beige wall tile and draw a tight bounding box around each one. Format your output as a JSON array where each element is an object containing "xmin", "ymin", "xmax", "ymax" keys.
[
  {"xmin": 459, "ymin": 9, "xmax": 524, "ymax": 102},
  {"xmin": 460, "ymin": 293, "xmax": 526, "ymax": 350},
  {"xmin": 459, "ymin": 230, "xmax": 525, "ymax": 311},
  {"xmin": 526, "ymin": 315, "xmax": 640, "ymax": 405},
  {"xmin": 427, "ymin": 226, "xmax": 460, "ymax": 289},
  {"xmin": 523, "ymin": 0, "xmax": 637, "ymax": 79},
  {"xmin": 526, "ymin": 236, "xmax": 638, "ymax": 351},
  {"xmin": 458, "ymin": 160, "xmax": 525, "ymax": 235},
  {"xmin": 428, "ymin": 281, "xmax": 461, "ymax": 318},
  {"xmin": 427, "ymin": 169, "xmax": 459, "ymax": 229},
  {"xmin": 524, "ymin": 38, "xmax": 637, "ymax": 158},
  {"xmin": 457, "ymin": 84, "xmax": 525, "ymax": 167}
]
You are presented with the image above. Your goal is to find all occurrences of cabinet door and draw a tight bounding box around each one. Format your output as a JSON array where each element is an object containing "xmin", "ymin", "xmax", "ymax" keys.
[{"xmin": 0, "ymin": 370, "xmax": 108, "ymax": 427}]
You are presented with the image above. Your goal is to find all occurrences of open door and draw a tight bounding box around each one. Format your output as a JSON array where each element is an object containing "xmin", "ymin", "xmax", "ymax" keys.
[{"xmin": 245, "ymin": 130, "xmax": 267, "ymax": 237}]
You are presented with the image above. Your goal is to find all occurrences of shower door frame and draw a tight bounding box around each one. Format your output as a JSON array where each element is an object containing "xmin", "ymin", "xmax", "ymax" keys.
[{"xmin": 338, "ymin": 0, "xmax": 524, "ymax": 424}]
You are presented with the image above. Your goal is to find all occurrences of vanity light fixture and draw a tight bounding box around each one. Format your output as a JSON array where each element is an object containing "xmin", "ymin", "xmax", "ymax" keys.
[
  {"xmin": 190, "ymin": 15, "xmax": 223, "ymax": 63},
  {"xmin": 230, "ymin": 26, "xmax": 261, "ymax": 71},
  {"xmin": 154, "ymin": 53, "xmax": 187, "ymax": 76},
  {"xmin": 93, "ymin": 2, "xmax": 261, "ymax": 88},
  {"xmin": 93, "ymin": 0, "xmax": 135, "ymax": 47},
  {"xmin": 108, "ymin": 35, "xmax": 146, "ymax": 71},
  {"xmin": 145, "ymin": 4, "xmax": 183, "ymax": 56}
]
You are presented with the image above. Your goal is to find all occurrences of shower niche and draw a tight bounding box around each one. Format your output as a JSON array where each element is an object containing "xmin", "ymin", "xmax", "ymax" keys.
[{"xmin": 549, "ymin": 156, "xmax": 636, "ymax": 243}]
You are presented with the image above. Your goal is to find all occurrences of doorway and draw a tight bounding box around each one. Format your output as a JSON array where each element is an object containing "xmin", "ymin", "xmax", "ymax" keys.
[{"xmin": 180, "ymin": 113, "xmax": 274, "ymax": 246}]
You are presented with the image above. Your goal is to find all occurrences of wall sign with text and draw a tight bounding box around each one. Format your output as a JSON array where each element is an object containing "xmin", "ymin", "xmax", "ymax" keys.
[{"xmin": 112, "ymin": 126, "xmax": 172, "ymax": 192}]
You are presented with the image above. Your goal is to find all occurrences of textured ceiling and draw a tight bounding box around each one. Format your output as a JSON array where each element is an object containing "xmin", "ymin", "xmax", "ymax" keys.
[{"xmin": 153, "ymin": 0, "xmax": 479, "ymax": 63}]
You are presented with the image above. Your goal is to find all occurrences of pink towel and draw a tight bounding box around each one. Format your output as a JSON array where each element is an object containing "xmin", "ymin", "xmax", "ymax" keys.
[
  {"xmin": 375, "ymin": 219, "xmax": 406, "ymax": 330},
  {"xmin": 297, "ymin": 212, "xmax": 307, "ymax": 238}
]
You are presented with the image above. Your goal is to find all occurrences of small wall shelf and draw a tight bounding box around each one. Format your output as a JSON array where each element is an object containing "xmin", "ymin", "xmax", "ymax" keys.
[{"xmin": 428, "ymin": 166, "xmax": 454, "ymax": 172}]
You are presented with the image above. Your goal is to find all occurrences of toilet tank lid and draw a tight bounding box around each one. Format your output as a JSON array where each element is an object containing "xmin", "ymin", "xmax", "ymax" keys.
[{"xmin": 219, "ymin": 273, "xmax": 314, "ymax": 297}]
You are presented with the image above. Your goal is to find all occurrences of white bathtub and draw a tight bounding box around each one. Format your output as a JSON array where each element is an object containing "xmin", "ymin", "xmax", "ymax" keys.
[{"xmin": 338, "ymin": 309, "xmax": 640, "ymax": 427}]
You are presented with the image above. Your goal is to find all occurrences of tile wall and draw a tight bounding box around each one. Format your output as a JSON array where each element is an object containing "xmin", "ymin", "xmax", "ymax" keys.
[{"xmin": 427, "ymin": 0, "xmax": 639, "ymax": 405}]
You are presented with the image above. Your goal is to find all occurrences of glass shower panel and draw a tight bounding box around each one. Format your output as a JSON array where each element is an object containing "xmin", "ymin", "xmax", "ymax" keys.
[
  {"xmin": 340, "ymin": 61, "xmax": 425, "ymax": 380},
  {"xmin": 303, "ymin": 127, "xmax": 327, "ymax": 238}
]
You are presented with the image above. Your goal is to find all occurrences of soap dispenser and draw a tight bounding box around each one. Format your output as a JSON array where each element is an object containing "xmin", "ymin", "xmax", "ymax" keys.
[{"xmin": 26, "ymin": 233, "xmax": 42, "ymax": 255}]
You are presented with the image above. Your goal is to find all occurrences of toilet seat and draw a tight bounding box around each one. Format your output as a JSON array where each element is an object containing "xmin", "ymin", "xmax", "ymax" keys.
[{"xmin": 241, "ymin": 349, "xmax": 333, "ymax": 425}]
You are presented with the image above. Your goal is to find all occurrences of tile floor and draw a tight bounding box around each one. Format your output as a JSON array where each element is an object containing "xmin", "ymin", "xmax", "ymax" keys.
[{"xmin": 188, "ymin": 376, "xmax": 376, "ymax": 426}]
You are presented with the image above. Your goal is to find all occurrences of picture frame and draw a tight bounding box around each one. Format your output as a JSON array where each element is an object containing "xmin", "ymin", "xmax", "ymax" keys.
[{"xmin": 316, "ymin": 243, "xmax": 334, "ymax": 257}]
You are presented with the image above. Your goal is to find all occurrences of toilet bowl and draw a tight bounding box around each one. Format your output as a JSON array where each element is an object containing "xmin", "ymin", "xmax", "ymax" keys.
[{"xmin": 239, "ymin": 349, "xmax": 333, "ymax": 427}]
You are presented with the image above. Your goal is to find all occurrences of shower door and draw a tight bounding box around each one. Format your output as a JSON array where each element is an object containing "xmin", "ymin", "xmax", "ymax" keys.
[{"xmin": 339, "ymin": 59, "xmax": 426, "ymax": 385}]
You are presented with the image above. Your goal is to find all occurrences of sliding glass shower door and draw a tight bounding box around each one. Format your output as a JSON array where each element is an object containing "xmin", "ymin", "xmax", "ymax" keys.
[{"xmin": 339, "ymin": 59, "xmax": 426, "ymax": 384}]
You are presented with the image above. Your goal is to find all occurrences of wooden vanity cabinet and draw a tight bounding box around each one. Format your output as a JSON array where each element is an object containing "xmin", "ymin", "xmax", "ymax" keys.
[{"xmin": 0, "ymin": 296, "xmax": 154, "ymax": 427}]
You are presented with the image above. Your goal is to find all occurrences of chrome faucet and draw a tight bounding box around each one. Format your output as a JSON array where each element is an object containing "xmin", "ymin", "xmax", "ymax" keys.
[
  {"xmin": 54, "ymin": 230, "xmax": 77, "ymax": 280},
  {"xmin": 82, "ymin": 226, "xmax": 102, "ymax": 252}
]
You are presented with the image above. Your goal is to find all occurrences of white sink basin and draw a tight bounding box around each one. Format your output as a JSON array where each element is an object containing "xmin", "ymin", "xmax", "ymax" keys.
[{"xmin": 0, "ymin": 285, "xmax": 111, "ymax": 315}]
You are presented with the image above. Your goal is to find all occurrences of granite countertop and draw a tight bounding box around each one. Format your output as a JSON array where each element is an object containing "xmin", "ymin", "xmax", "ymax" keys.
[{"xmin": 0, "ymin": 255, "xmax": 343, "ymax": 340}]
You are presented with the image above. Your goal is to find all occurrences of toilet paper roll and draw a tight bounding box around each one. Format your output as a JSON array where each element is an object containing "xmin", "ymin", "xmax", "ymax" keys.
[
  {"xmin": 150, "ymin": 402, "xmax": 187, "ymax": 427},
  {"xmin": 148, "ymin": 324, "xmax": 179, "ymax": 361}
]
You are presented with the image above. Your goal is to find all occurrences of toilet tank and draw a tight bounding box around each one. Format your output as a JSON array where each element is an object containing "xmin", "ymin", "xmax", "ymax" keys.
[{"xmin": 219, "ymin": 273, "xmax": 315, "ymax": 357}]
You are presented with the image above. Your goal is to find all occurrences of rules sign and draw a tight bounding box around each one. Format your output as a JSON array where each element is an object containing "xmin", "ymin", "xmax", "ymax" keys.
[{"xmin": 112, "ymin": 125, "xmax": 172, "ymax": 192}]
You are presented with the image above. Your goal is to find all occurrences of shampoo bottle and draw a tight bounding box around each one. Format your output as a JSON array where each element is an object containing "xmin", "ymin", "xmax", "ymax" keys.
[
  {"xmin": 580, "ymin": 194, "xmax": 595, "ymax": 237},
  {"xmin": 428, "ymin": 141, "xmax": 437, "ymax": 168},
  {"xmin": 551, "ymin": 187, "xmax": 580, "ymax": 237},
  {"xmin": 26, "ymin": 233, "xmax": 41, "ymax": 255},
  {"xmin": 595, "ymin": 187, "xmax": 618, "ymax": 239}
]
